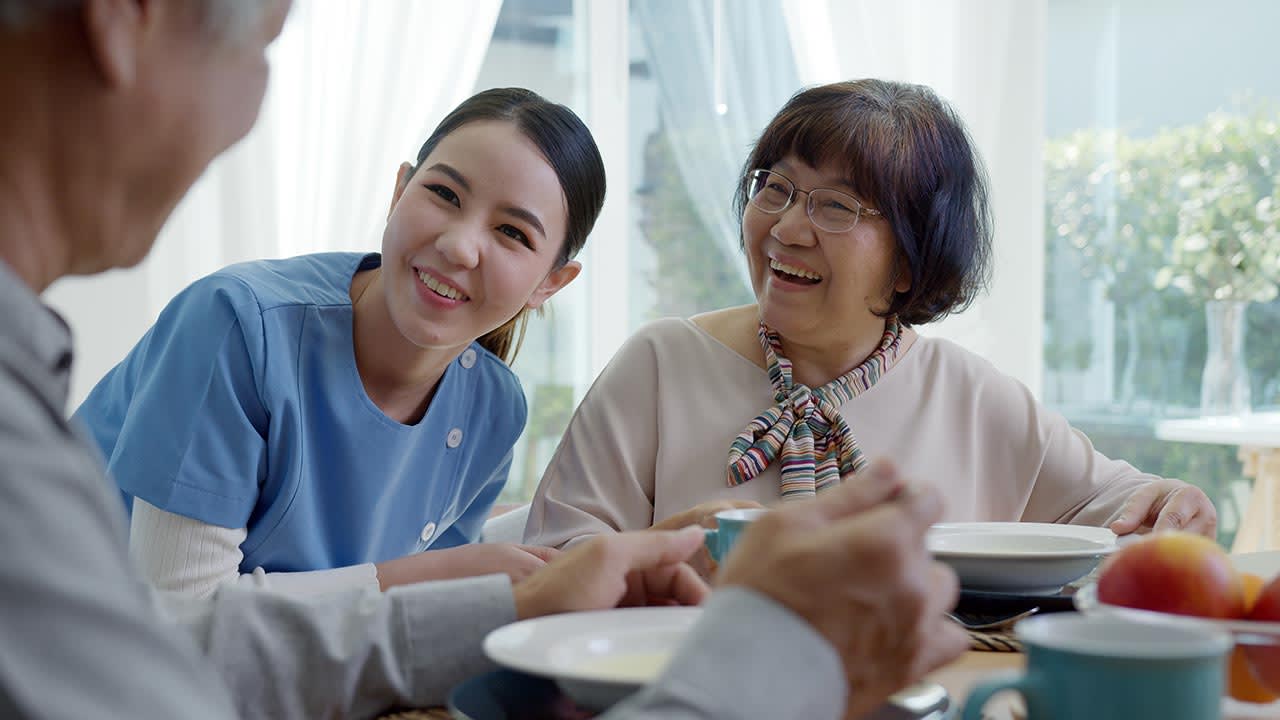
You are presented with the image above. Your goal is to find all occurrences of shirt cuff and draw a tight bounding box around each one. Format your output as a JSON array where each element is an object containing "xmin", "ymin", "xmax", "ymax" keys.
[
  {"xmin": 390, "ymin": 573, "xmax": 517, "ymax": 707},
  {"xmin": 239, "ymin": 563, "xmax": 380, "ymax": 597},
  {"xmin": 618, "ymin": 587, "xmax": 847, "ymax": 720}
]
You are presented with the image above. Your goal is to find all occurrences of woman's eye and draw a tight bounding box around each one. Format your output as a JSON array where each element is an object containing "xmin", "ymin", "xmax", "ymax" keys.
[
  {"xmin": 424, "ymin": 184, "xmax": 460, "ymax": 207},
  {"xmin": 497, "ymin": 225, "xmax": 531, "ymax": 248}
]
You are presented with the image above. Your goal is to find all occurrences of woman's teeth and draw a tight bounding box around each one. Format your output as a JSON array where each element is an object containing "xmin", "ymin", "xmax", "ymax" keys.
[
  {"xmin": 418, "ymin": 270, "xmax": 468, "ymax": 301},
  {"xmin": 769, "ymin": 259, "xmax": 822, "ymax": 282}
]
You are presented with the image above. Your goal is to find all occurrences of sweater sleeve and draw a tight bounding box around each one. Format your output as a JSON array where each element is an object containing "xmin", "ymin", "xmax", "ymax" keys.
[
  {"xmin": 159, "ymin": 573, "xmax": 516, "ymax": 718},
  {"xmin": 971, "ymin": 354, "xmax": 1158, "ymax": 526},
  {"xmin": 602, "ymin": 588, "xmax": 846, "ymax": 720},
  {"xmin": 524, "ymin": 325, "xmax": 668, "ymax": 548},
  {"xmin": 131, "ymin": 499, "xmax": 378, "ymax": 598}
]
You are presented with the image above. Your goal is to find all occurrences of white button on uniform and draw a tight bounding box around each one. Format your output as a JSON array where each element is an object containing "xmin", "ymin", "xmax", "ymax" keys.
[
  {"xmin": 419, "ymin": 522, "xmax": 437, "ymax": 544},
  {"xmin": 460, "ymin": 349, "xmax": 477, "ymax": 369},
  {"xmin": 446, "ymin": 428, "xmax": 463, "ymax": 448}
]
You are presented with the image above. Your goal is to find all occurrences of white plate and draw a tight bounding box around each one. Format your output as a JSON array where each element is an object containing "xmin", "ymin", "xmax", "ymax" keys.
[
  {"xmin": 1233, "ymin": 551, "xmax": 1280, "ymax": 580},
  {"xmin": 928, "ymin": 522, "xmax": 1118, "ymax": 594},
  {"xmin": 1074, "ymin": 584, "xmax": 1280, "ymax": 647},
  {"xmin": 483, "ymin": 606, "xmax": 699, "ymax": 711},
  {"xmin": 482, "ymin": 606, "xmax": 955, "ymax": 717}
]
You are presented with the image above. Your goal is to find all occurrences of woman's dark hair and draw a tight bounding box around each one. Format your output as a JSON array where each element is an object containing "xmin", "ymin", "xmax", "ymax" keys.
[
  {"xmin": 411, "ymin": 87, "xmax": 606, "ymax": 363},
  {"xmin": 734, "ymin": 79, "xmax": 992, "ymax": 326}
]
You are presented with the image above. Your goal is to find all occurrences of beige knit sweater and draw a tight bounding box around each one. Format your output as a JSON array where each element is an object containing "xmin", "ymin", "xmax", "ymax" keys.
[{"xmin": 525, "ymin": 318, "xmax": 1157, "ymax": 548}]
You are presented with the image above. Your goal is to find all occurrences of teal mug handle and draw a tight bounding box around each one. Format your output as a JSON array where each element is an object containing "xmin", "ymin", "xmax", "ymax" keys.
[
  {"xmin": 703, "ymin": 527, "xmax": 721, "ymax": 563},
  {"xmin": 962, "ymin": 672, "xmax": 1037, "ymax": 720}
]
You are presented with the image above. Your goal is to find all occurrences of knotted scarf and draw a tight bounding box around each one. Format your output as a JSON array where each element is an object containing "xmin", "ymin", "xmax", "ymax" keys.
[{"xmin": 726, "ymin": 318, "xmax": 904, "ymax": 499}]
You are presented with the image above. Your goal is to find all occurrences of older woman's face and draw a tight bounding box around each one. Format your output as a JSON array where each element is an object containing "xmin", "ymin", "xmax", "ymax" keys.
[{"xmin": 742, "ymin": 156, "xmax": 909, "ymax": 350}]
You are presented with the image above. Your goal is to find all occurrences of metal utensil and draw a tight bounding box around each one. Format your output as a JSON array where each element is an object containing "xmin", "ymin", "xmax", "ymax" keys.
[{"xmin": 945, "ymin": 606, "xmax": 1040, "ymax": 632}]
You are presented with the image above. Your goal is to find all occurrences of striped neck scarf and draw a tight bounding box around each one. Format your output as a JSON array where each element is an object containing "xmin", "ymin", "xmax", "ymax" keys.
[{"xmin": 726, "ymin": 318, "xmax": 904, "ymax": 500}]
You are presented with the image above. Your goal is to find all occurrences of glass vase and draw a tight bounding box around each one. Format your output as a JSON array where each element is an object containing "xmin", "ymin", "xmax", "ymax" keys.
[{"xmin": 1199, "ymin": 299, "xmax": 1251, "ymax": 416}]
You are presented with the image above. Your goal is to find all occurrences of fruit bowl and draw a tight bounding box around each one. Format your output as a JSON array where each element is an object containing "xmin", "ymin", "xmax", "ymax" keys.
[{"xmin": 1075, "ymin": 583, "xmax": 1280, "ymax": 648}]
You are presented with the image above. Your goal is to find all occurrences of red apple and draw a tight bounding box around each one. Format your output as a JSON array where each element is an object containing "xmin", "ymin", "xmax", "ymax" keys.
[
  {"xmin": 1243, "ymin": 574, "xmax": 1280, "ymax": 694},
  {"xmin": 1096, "ymin": 532, "xmax": 1245, "ymax": 619}
]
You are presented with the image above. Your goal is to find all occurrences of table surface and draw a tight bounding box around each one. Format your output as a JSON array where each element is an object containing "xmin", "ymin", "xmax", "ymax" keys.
[
  {"xmin": 391, "ymin": 648, "xmax": 1280, "ymax": 720},
  {"xmin": 1154, "ymin": 412, "xmax": 1280, "ymax": 448}
]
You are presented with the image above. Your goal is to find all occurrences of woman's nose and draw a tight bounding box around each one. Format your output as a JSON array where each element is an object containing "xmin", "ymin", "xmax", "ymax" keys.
[
  {"xmin": 436, "ymin": 225, "xmax": 481, "ymax": 269},
  {"xmin": 770, "ymin": 195, "xmax": 817, "ymax": 246}
]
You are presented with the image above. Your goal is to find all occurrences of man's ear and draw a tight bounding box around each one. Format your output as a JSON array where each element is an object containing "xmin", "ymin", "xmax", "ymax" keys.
[
  {"xmin": 83, "ymin": 0, "xmax": 145, "ymax": 87},
  {"xmin": 388, "ymin": 162, "xmax": 415, "ymax": 219},
  {"xmin": 526, "ymin": 260, "xmax": 581, "ymax": 310}
]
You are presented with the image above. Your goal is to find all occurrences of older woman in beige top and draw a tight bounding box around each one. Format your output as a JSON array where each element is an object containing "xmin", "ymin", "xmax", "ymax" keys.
[{"xmin": 524, "ymin": 79, "xmax": 1216, "ymax": 556}]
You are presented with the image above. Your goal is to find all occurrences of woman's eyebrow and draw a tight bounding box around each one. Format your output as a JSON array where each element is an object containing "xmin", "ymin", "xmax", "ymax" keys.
[
  {"xmin": 425, "ymin": 162, "xmax": 546, "ymax": 241},
  {"xmin": 503, "ymin": 206, "xmax": 546, "ymax": 240},
  {"xmin": 425, "ymin": 163, "xmax": 471, "ymax": 193}
]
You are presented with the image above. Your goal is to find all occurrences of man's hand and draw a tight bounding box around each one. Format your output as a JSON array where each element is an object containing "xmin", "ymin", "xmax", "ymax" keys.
[
  {"xmin": 716, "ymin": 459, "xmax": 968, "ymax": 720},
  {"xmin": 376, "ymin": 543, "xmax": 560, "ymax": 590},
  {"xmin": 512, "ymin": 527, "xmax": 709, "ymax": 620}
]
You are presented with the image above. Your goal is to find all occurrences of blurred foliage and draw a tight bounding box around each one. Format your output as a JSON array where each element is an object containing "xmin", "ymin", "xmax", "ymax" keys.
[
  {"xmin": 1045, "ymin": 103, "xmax": 1280, "ymax": 411},
  {"xmin": 637, "ymin": 127, "xmax": 753, "ymax": 318},
  {"xmin": 1160, "ymin": 109, "xmax": 1280, "ymax": 303}
]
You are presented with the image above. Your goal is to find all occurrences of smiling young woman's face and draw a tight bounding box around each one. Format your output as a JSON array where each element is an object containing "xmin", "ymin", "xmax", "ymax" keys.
[
  {"xmin": 742, "ymin": 155, "xmax": 909, "ymax": 350},
  {"xmin": 378, "ymin": 120, "xmax": 578, "ymax": 354}
]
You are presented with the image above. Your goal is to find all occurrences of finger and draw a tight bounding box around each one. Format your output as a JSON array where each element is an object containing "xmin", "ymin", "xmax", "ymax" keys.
[
  {"xmin": 911, "ymin": 618, "xmax": 969, "ymax": 678},
  {"xmin": 813, "ymin": 458, "xmax": 909, "ymax": 522},
  {"xmin": 702, "ymin": 500, "xmax": 765, "ymax": 528},
  {"xmin": 1153, "ymin": 487, "xmax": 1215, "ymax": 534},
  {"xmin": 516, "ymin": 544, "xmax": 562, "ymax": 562},
  {"xmin": 1109, "ymin": 483, "xmax": 1161, "ymax": 535},
  {"xmin": 606, "ymin": 526, "xmax": 707, "ymax": 572},
  {"xmin": 892, "ymin": 484, "xmax": 945, "ymax": 533},
  {"xmin": 622, "ymin": 563, "xmax": 710, "ymax": 607}
]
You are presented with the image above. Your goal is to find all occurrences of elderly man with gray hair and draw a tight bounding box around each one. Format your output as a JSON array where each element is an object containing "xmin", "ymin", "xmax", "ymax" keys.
[{"xmin": 0, "ymin": 1, "xmax": 965, "ymax": 718}]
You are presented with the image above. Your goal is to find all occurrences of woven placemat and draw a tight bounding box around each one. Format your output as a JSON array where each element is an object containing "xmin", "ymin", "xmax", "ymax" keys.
[
  {"xmin": 377, "ymin": 709, "xmax": 451, "ymax": 720},
  {"xmin": 967, "ymin": 629, "xmax": 1022, "ymax": 653}
]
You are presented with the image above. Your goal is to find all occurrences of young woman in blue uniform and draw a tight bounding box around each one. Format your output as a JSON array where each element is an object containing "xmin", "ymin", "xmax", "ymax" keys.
[{"xmin": 73, "ymin": 88, "xmax": 603, "ymax": 597}]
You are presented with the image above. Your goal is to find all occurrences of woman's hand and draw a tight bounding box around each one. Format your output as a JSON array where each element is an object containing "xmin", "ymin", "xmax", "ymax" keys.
[
  {"xmin": 650, "ymin": 499, "xmax": 764, "ymax": 578},
  {"xmin": 1109, "ymin": 479, "xmax": 1218, "ymax": 538},
  {"xmin": 651, "ymin": 499, "xmax": 764, "ymax": 531},
  {"xmin": 375, "ymin": 543, "xmax": 560, "ymax": 590}
]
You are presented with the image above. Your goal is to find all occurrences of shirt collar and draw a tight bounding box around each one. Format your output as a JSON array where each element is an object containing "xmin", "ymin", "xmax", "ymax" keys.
[{"xmin": 0, "ymin": 257, "xmax": 74, "ymax": 393}]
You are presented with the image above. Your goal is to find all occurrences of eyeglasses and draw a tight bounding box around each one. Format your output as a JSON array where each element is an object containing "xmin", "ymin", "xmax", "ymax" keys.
[{"xmin": 745, "ymin": 169, "xmax": 881, "ymax": 233}]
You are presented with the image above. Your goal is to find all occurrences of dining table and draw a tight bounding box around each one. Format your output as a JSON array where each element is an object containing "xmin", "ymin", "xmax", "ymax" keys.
[
  {"xmin": 377, "ymin": 646, "xmax": 1280, "ymax": 720},
  {"xmin": 377, "ymin": 650, "xmax": 1030, "ymax": 720}
]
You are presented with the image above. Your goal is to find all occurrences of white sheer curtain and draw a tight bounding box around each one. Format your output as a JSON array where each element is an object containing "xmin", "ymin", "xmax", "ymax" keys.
[
  {"xmin": 783, "ymin": 0, "xmax": 1047, "ymax": 395},
  {"xmin": 633, "ymin": 0, "xmax": 801, "ymax": 290},
  {"xmin": 47, "ymin": 0, "xmax": 501, "ymax": 407}
]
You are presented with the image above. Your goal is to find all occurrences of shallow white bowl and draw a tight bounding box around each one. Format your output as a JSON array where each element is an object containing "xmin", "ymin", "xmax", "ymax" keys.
[
  {"xmin": 482, "ymin": 605, "xmax": 955, "ymax": 716},
  {"xmin": 483, "ymin": 606, "xmax": 698, "ymax": 710},
  {"xmin": 928, "ymin": 522, "xmax": 1118, "ymax": 593}
]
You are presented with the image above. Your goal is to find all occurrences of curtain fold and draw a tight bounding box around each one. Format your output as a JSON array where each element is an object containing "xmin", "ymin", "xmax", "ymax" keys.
[{"xmin": 633, "ymin": 0, "xmax": 801, "ymax": 291}]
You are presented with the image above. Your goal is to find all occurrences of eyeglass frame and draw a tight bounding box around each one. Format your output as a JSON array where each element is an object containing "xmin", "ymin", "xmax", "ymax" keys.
[{"xmin": 745, "ymin": 168, "xmax": 882, "ymax": 233}]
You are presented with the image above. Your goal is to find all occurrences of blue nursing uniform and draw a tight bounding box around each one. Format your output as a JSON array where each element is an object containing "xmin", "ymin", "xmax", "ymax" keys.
[{"xmin": 73, "ymin": 252, "xmax": 526, "ymax": 573}]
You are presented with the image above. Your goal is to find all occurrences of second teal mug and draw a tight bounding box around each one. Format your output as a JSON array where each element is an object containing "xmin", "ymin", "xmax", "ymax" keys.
[
  {"xmin": 962, "ymin": 613, "xmax": 1232, "ymax": 720},
  {"xmin": 702, "ymin": 508, "xmax": 770, "ymax": 563}
]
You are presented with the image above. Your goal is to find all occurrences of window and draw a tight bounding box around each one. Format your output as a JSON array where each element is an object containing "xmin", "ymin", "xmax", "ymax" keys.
[{"xmin": 1044, "ymin": 0, "xmax": 1280, "ymax": 546}]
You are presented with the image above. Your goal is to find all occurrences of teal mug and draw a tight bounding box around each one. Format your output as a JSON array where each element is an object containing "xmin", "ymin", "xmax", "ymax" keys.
[
  {"xmin": 963, "ymin": 613, "xmax": 1231, "ymax": 720},
  {"xmin": 702, "ymin": 508, "xmax": 770, "ymax": 563}
]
